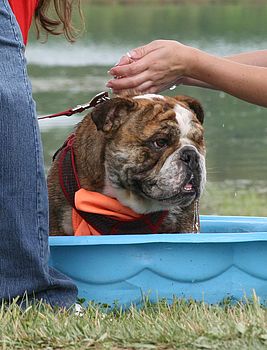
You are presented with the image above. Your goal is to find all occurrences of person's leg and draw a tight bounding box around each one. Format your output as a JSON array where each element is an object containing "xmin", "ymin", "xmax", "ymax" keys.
[{"xmin": 0, "ymin": 0, "xmax": 77, "ymax": 307}]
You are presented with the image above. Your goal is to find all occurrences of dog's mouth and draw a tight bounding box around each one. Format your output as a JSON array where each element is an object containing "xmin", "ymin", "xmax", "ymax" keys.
[
  {"xmin": 135, "ymin": 173, "xmax": 199, "ymax": 205},
  {"xmin": 182, "ymin": 174, "xmax": 196, "ymax": 194},
  {"xmin": 159, "ymin": 175, "xmax": 198, "ymax": 203}
]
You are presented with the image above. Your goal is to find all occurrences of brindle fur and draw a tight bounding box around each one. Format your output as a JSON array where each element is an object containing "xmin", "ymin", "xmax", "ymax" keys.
[{"xmin": 48, "ymin": 95, "xmax": 205, "ymax": 235}]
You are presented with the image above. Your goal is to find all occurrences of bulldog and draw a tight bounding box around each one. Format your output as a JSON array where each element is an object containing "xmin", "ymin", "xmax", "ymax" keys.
[{"xmin": 48, "ymin": 93, "xmax": 206, "ymax": 236}]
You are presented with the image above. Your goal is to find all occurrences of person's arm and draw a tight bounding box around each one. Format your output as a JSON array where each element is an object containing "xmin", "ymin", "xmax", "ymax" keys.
[
  {"xmin": 226, "ymin": 50, "xmax": 267, "ymax": 66},
  {"xmin": 181, "ymin": 49, "xmax": 267, "ymax": 90},
  {"xmin": 107, "ymin": 40, "xmax": 267, "ymax": 107},
  {"xmin": 186, "ymin": 48, "xmax": 267, "ymax": 107}
]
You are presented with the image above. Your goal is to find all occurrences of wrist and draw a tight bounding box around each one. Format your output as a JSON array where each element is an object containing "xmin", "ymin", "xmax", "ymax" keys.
[
  {"xmin": 184, "ymin": 47, "xmax": 204, "ymax": 78},
  {"xmin": 171, "ymin": 42, "xmax": 194, "ymax": 76}
]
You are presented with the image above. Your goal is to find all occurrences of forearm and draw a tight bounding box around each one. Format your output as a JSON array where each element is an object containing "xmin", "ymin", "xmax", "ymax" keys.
[
  {"xmin": 187, "ymin": 48, "xmax": 267, "ymax": 107},
  {"xmin": 182, "ymin": 50, "xmax": 267, "ymax": 90},
  {"xmin": 226, "ymin": 50, "xmax": 267, "ymax": 66}
]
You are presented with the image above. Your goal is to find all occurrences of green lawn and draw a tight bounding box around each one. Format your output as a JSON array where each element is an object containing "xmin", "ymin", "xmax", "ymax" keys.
[
  {"xmin": 1, "ymin": 296, "xmax": 267, "ymax": 350},
  {"xmin": 201, "ymin": 182, "xmax": 267, "ymax": 217}
]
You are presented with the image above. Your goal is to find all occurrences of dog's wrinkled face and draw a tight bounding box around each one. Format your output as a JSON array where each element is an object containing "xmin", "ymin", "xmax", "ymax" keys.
[{"xmin": 91, "ymin": 94, "xmax": 206, "ymax": 214}]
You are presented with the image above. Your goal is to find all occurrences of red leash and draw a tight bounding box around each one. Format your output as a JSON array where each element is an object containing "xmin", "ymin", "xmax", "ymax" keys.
[{"xmin": 38, "ymin": 91, "xmax": 110, "ymax": 120}]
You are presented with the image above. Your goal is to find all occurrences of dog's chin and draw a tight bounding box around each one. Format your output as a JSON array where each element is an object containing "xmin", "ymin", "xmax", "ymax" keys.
[
  {"xmin": 103, "ymin": 174, "xmax": 201, "ymax": 214},
  {"xmin": 140, "ymin": 186, "xmax": 198, "ymax": 207},
  {"xmin": 109, "ymin": 184, "xmax": 199, "ymax": 215},
  {"xmin": 137, "ymin": 174, "xmax": 201, "ymax": 208}
]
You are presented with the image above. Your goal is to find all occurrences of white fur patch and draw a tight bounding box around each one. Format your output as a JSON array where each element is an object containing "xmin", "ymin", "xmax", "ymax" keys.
[
  {"xmin": 103, "ymin": 175, "xmax": 118, "ymax": 198},
  {"xmin": 133, "ymin": 94, "xmax": 164, "ymax": 101},
  {"xmin": 174, "ymin": 103, "xmax": 193, "ymax": 146},
  {"xmin": 198, "ymin": 153, "xmax": 207, "ymax": 194},
  {"xmin": 103, "ymin": 173, "xmax": 163, "ymax": 214},
  {"xmin": 113, "ymin": 187, "xmax": 166, "ymax": 214}
]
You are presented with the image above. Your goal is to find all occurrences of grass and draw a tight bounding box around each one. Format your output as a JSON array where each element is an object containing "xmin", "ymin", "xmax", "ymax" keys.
[
  {"xmin": 201, "ymin": 181, "xmax": 267, "ymax": 217},
  {"xmin": 1, "ymin": 295, "xmax": 267, "ymax": 350}
]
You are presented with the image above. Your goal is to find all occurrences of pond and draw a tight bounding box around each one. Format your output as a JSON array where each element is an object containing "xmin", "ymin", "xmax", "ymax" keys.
[{"xmin": 27, "ymin": 1, "xmax": 267, "ymax": 216}]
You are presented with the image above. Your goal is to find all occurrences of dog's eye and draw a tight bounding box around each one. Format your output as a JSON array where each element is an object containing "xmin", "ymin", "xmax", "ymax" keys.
[{"xmin": 152, "ymin": 138, "xmax": 168, "ymax": 150}]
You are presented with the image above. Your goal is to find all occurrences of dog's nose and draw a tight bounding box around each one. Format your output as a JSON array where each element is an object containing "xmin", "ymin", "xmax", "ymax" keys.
[{"xmin": 180, "ymin": 147, "xmax": 199, "ymax": 170}]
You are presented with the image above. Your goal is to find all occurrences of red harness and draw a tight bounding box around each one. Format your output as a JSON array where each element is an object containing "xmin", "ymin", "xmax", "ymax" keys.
[{"xmin": 56, "ymin": 135, "xmax": 168, "ymax": 235}]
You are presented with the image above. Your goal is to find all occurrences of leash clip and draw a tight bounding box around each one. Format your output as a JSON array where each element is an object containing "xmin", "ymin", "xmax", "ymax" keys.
[
  {"xmin": 72, "ymin": 91, "xmax": 110, "ymax": 112},
  {"xmin": 38, "ymin": 91, "xmax": 110, "ymax": 120}
]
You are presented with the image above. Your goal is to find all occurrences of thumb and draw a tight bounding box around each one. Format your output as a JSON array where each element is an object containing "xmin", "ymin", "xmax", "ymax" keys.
[
  {"xmin": 115, "ymin": 55, "xmax": 131, "ymax": 66},
  {"xmin": 128, "ymin": 44, "xmax": 152, "ymax": 60}
]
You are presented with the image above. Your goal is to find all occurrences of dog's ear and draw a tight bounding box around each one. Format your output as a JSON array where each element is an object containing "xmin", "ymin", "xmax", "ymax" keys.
[
  {"xmin": 91, "ymin": 97, "xmax": 137, "ymax": 133},
  {"xmin": 174, "ymin": 95, "xmax": 204, "ymax": 124}
]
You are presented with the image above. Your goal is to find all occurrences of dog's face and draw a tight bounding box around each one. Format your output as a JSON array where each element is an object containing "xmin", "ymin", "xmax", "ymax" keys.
[{"xmin": 91, "ymin": 94, "xmax": 206, "ymax": 214}]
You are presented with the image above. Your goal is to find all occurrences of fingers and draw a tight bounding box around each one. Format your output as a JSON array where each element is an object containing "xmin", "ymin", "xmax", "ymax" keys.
[
  {"xmin": 113, "ymin": 83, "xmax": 158, "ymax": 96},
  {"xmin": 129, "ymin": 40, "xmax": 163, "ymax": 60},
  {"xmin": 114, "ymin": 52, "xmax": 134, "ymax": 67},
  {"xmin": 107, "ymin": 40, "xmax": 179, "ymax": 94},
  {"xmin": 107, "ymin": 70, "xmax": 152, "ymax": 90},
  {"xmin": 109, "ymin": 41, "xmax": 161, "ymax": 76},
  {"xmin": 113, "ymin": 77, "xmax": 182, "ymax": 96},
  {"xmin": 127, "ymin": 45, "xmax": 149, "ymax": 61},
  {"xmin": 109, "ymin": 58, "xmax": 148, "ymax": 80},
  {"xmin": 130, "ymin": 81, "xmax": 159, "ymax": 94},
  {"xmin": 112, "ymin": 79, "xmax": 171, "ymax": 95}
]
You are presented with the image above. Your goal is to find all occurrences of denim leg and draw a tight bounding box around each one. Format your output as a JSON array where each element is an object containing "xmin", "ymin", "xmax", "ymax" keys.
[{"xmin": 0, "ymin": 0, "xmax": 78, "ymax": 307}]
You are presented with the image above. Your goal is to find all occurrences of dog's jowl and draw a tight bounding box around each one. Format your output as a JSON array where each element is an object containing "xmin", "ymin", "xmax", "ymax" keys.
[{"xmin": 48, "ymin": 94, "xmax": 206, "ymax": 236}]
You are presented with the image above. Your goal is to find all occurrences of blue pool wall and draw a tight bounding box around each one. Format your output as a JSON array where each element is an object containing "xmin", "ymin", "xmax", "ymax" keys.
[{"xmin": 49, "ymin": 215, "xmax": 267, "ymax": 307}]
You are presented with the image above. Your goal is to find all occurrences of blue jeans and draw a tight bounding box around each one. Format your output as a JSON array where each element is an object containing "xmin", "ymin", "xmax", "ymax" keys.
[{"xmin": 0, "ymin": 0, "xmax": 77, "ymax": 306}]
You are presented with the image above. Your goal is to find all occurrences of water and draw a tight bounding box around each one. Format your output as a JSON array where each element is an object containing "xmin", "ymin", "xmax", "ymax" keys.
[{"xmin": 27, "ymin": 2, "xmax": 267, "ymax": 188}]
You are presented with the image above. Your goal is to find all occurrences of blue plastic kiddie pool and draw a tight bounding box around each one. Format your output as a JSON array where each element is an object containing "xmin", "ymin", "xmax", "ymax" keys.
[{"xmin": 49, "ymin": 215, "xmax": 267, "ymax": 307}]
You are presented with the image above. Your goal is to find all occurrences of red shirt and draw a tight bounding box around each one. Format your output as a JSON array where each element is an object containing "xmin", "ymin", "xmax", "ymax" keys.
[{"xmin": 8, "ymin": 0, "xmax": 38, "ymax": 45}]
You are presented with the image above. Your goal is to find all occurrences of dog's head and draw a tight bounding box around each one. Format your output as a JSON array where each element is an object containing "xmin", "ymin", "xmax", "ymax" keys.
[{"xmin": 91, "ymin": 94, "xmax": 206, "ymax": 214}]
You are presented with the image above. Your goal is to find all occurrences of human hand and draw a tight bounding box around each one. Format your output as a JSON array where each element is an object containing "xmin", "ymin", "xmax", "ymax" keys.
[{"xmin": 107, "ymin": 40, "xmax": 193, "ymax": 94}]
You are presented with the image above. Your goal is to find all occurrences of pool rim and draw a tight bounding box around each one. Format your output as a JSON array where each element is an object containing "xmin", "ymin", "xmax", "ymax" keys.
[{"xmin": 49, "ymin": 215, "xmax": 267, "ymax": 246}]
